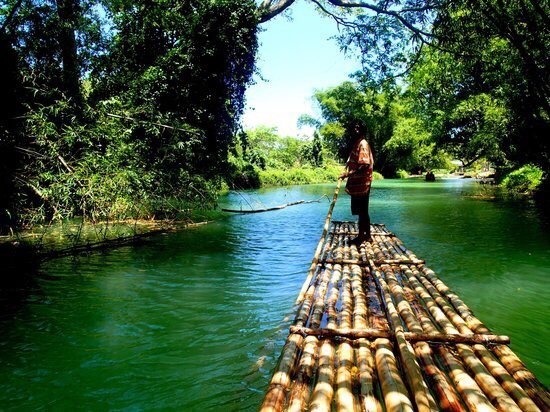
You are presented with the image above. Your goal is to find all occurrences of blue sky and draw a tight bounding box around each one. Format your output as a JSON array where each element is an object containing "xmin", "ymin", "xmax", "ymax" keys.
[{"xmin": 242, "ymin": 0, "xmax": 361, "ymax": 138}]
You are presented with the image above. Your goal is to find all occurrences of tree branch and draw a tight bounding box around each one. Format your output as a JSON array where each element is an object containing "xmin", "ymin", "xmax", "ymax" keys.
[
  {"xmin": 258, "ymin": 0, "xmax": 297, "ymax": 23},
  {"xmin": 310, "ymin": 0, "xmax": 359, "ymax": 29},
  {"xmin": 325, "ymin": 0, "xmax": 433, "ymax": 38}
]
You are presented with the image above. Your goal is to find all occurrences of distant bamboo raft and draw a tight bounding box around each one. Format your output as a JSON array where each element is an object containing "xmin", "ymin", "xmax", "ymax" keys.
[{"xmin": 260, "ymin": 220, "xmax": 549, "ymax": 412}]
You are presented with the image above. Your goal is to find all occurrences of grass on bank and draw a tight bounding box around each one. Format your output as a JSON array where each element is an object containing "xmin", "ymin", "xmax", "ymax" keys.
[{"xmin": 259, "ymin": 165, "xmax": 384, "ymax": 187}]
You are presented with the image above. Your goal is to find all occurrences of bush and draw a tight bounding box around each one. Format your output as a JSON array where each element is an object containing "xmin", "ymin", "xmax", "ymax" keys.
[
  {"xmin": 396, "ymin": 169, "xmax": 409, "ymax": 179},
  {"xmin": 256, "ymin": 166, "xmax": 383, "ymax": 187},
  {"xmin": 259, "ymin": 165, "xmax": 341, "ymax": 187},
  {"xmin": 501, "ymin": 165, "xmax": 544, "ymax": 194}
]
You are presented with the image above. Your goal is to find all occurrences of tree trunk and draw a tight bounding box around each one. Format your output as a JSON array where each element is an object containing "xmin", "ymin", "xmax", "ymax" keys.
[{"xmin": 56, "ymin": 0, "xmax": 82, "ymax": 108}]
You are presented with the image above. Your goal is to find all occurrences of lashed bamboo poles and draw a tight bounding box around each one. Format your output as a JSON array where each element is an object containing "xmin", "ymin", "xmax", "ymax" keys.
[
  {"xmin": 370, "ymin": 260, "xmax": 435, "ymax": 412},
  {"xmin": 335, "ymin": 264, "xmax": 356, "ymax": 411},
  {"xmin": 351, "ymin": 262, "xmax": 382, "ymax": 412},
  {"xmin": 261, "ymin": 264, "xmax": 332, "ymax": 411},
  {"xmin": 358, "ymin": 253, "xmax": 413, "ymax": 412},
  {"xmin": 396, "ymin": 263, "xmax": 500, "ymax": 412},
  {"xmin": 261, "ymin": 220, "xmax": 549, "ymax": 412},
  {"xmin": 370, "ymin": 230, "xmax": 544, "ymax": 412},
  {"xmin": 415, "ymin": 265, "xmax": 549, "ymax": 410},
  {"xmin": 309, "ymin": 264, "xmax": 342, "ymax": 411},
  {"xmin": 262, "ymin": 181, "xmax": 343, "ymax": 412},
  {"xmin": 296, "ymin": 179, "xmax": 342, "ymax": 305},
  {"xmin": 348, "ymin": 223, "xmax": 546, "ymax": 412},
  {"xmin": 287, "ymin": 263, "xmax": 333, "ymax": 412},
  {"xmin": 358, "ymin": 231, "xmax": 416, "ymax": 412},
  {"xmin": 402, "ymin": 263, "xmax": 539, "ymax": 411}
]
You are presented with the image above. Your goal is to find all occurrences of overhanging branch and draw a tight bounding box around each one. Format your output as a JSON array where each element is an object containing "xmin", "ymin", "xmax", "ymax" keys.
[{"xmin": 258, "ymin": 0, "xmax": 297, "ymax": 23}]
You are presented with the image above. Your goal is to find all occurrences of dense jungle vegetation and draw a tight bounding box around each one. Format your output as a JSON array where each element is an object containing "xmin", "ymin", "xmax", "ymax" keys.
[{"xmin": 1, "ymin": 0, "xmax": 548, "ymax": 234}]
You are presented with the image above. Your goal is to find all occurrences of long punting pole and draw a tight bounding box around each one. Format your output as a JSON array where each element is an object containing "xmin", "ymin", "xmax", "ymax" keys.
[
  {"xmin": 261, "ymin": 185, "xmax": 549, "ymax": 411},
  {"xmin": 295, "ymin": 178, "xmax": 342, "ymax": 305}
]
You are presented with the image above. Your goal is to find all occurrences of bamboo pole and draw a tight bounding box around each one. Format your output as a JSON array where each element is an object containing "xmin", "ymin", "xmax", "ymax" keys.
[
  {"xmin": 296, "ymin": 179, "xmax": 342, "ymax": 305},
  {"xmin": 380, "ymin": 263, "xmax": 460, "ymax": 412},
  {"xmin": 351, "ymin": 263, "xmax": 382, "ymax": 412},
  {"xmin": 394, "ymin": 264, "xmax": 472, "ymax": 412},
  {"xmin": 357, "ymin": 340, "xmax": 382, "ymax": 412},
  {"xmin": 336, "ymin": 264, "xmax": 356, "ymax": 412},
  {"xmin": 412, "ymin": 262, "xmax": 549, "ymax": 410},
  {"xmin": 309, "ymin": 263, "xmax": 342, "ymax": 411},
  {"xmin": 398, "ymin": 264, "xmax": 509, "ymax": 411},
  {"xmin": 419, "ymin": 266, "xmax": 489, "ymax": 334},
  {"xmin": 473, "ymin": 344, "xmax": 541, "ymax": 412},
  {"xmin": 289, "ymin": 326, "xmax": 510, "ymax": 345},
  {"xmin": 363, "ymin": 254, "xmax": 413, "ymax": 411},
  {"xmin": 287, "ymin": 265, "xmax": 334, "ymax": 411},
  {"xmin": 375, "ymin": 338, "xmax": 414, "ymax": 412},
  {"xmin": 414, "ymin": 343, "xmax": 466, "ymax": 412},
  {"xmin": 221, "ymin": 196, "xmax": 326, "ymax": 214},
  {"xmin": 260, "ymin": 332, "xmax": 304, "ymax": 412},
  {"xmin": 287, "ymin": 335, "xmax": 319, "ymax": 412},
  {"xmin": 320, "ymin": 258, "xmax": 424, "ymax": 266},
  {"xmin": 491, "ymin": 345, "xmax": 550, "ymax": 410},
  {"xmin": 371, "ymin": 261, "xmax": 434, "ymax": 412},
  {"xmin": 404, "ymin": 264, "xmax": 527, "ymax": 411},
  {"xmin": 457, "ymin": 344, "xmax": 522, "ymax": 411},
  {"xmin": 435, "ymin": 346, "xmax": 497, "ymax": 412}
]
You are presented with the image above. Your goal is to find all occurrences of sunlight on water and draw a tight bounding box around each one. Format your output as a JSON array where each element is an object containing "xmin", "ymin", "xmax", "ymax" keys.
[{"xmin": 0, "ymin": 179, "xmax": 548, "ymax": 410}]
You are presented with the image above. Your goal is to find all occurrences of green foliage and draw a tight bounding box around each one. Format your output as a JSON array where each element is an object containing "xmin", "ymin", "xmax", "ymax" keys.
[
  {"xmin": 383, "ymin": 116, "xmax": 451, "ymax": 174},
  {"xmin": 258, "ymin": 163, "xmax": 341, "ymax": 187},
  {"xmin": 18, "ymin": 101, "xmax": 219, "ymax": 225},
  {"xmin": 229, "ymin": 126, "xmax": 339, "ymax": 188},
  {"xmin": 301, "ymin": 131, "xmax": 324, "ymax": 167},
  {"xmin": 314, "ymin": 81, "xmax": 398, "ymax": 162},
  {"xmin": 405, "ymin": 1, "xmax": 549, "ymax": 171},
  {"xmin": 1, "ymin": 0, "xmax": 260, "ymax": 232},
  {"xmin": 396, "ymin": 170, "xmax": 409, "ymax": 179},
  {"xmin": 313, "ymin": 80, "xmax": 448, "ymax": 176},
  {"xmin": 407, "ymin": 49, "xmax": 511, "ymax": 168},
  {"xmin": 92, "ymin": 0, "xmax": 259, "ymax": 173},
  {"xmin": 501, "ymin": 165, "xmax": 544, "ymax": 195}
]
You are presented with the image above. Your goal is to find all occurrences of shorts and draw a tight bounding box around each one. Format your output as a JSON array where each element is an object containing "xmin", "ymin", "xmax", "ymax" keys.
[{"xmin": 351, "ymin": 195, "xmax": 370, "ymax": 216}]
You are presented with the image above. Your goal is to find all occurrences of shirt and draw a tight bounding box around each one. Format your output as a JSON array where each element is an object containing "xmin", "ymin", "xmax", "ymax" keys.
[{"xmin": 345, "ymin": 138, "xmax": 374, "ymax": 196}]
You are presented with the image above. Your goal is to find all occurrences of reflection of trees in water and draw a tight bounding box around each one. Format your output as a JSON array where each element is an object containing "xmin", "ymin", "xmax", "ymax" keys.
[{"xmin": 0, "ymin": 252, "xmax": 43, "ymax": 320}]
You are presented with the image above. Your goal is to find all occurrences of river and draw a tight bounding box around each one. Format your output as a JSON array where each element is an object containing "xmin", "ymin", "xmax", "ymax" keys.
[{"xmin": 0, "ymin": 179, "xmax": 548, "ymax": 410}]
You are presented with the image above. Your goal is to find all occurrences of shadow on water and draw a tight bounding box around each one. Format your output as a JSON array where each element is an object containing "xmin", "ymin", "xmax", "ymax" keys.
[{"xmin": 0, "ymin": 245, "xmax": 44, "ymax": 320}]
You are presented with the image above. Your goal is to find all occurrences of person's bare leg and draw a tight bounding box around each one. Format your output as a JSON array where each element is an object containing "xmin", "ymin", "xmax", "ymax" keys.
[{"xmin": 358, "ymin": 197, "xmax": 371, "ymax": 242}]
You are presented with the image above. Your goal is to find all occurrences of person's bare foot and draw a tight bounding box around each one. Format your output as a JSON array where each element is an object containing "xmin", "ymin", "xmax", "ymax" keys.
[
  {"xmin": 350, "ymin": 236, "xmax": 366, "ymax": 247},
  {"xmin": 350, "ymin": 236, "xmax": 373, "ymax": 246}
]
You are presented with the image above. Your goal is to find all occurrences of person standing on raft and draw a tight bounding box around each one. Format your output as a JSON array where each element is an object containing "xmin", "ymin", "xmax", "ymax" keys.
[{"xmin": 339, "ymin": 123, "xmax": 374, "ymax": 245}]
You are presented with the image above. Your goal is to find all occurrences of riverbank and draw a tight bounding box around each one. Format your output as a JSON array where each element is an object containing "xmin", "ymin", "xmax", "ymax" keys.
[
  {"xmin": 0, "ymin": 212, "xmax": 220, "ymax": 265},
  {"xmin": 236, "ymin": 164, "xmax": 384, "ymax": 188}
]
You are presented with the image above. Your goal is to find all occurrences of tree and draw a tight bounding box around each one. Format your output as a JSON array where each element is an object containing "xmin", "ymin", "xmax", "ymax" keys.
[
  {"xmin": 311, "ymin": 131, "xmax": 324, "ymax": 167},
  {"xmin": 259, "ymin": 0, "xmax": 549, "ymax": 170},
  {"xmin": 55, "ymin": 0, "xmax": 83, "ymax": 108},
  {"xmin": 93, "ymin": 0, "xmax": 259, "ymax": 174},
  {"xmin": 313, "ymin": 81, "xmax": 398, "ymax": 167}
]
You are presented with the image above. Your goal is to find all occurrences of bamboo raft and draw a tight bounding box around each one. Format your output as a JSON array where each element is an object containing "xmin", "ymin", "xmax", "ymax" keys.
[{"xmin": 260, "ymin": 181, "xmax": 549, "ymax": 412}]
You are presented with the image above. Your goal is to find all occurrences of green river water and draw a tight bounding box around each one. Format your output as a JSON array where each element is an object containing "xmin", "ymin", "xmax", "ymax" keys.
[{"xmin": 0, "ymin": 179, "xmax": 548, "ymax": 410}]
